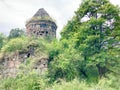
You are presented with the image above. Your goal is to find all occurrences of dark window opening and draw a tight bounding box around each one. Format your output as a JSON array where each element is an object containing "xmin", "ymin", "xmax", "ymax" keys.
[
  {"xmin": 27, "ymin": 53, "xmax": 30, "ymax": 58},
  {"xmin": 41, "ymin": 31, "xmax": 44, "ymax": 33},
  {"xmin": 46, "ymin": 31, "xmax": 48, "ymax": 36},
  {"xmin": 35, "ymin": 67, "xmax": 37, "ymax": 69},
  {"xmin": 43, "ymin": 64, "xmax": 46, "ymax": 66}
]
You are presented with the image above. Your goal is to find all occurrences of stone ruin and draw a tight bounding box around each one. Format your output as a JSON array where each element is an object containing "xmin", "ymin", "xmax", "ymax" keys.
[
  {"xmin": 33, "ymin": 57, "xmax": 48, "ymax": 74},
  {"xmin": 0, "ymin": 45, "xmax": 48, "ymax": 78},
  {"xmin": 0, "ymin": 8, "xmax": 56, "ymax": 79},
  {"xmin": 26, "ymin": 8, "xmax": 57, "ymax": 38},
  {"xmin": 0, "ymin": 51, "xmax": 22, "ymax": 78}
]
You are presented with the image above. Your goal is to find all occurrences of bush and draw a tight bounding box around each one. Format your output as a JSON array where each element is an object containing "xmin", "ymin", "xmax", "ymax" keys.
[
  {"xmin": 1, "ymin": 37, "xmax": 28, "ymax": 52},
  {"xmin": 48, "ymin": 77, "xmax": 120, "ymax": 90},
  {"xmin": 0, "ymin": 71, "xmax": 48, "ymax": 90}
]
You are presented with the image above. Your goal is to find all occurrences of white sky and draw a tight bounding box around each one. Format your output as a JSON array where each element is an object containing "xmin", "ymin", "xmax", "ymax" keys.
[{"xmin": 0, "ymin": 0, "xmax": 120, "ymax": 38}]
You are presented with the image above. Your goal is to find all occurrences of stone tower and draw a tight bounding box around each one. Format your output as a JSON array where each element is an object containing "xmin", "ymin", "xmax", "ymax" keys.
[{"xmin": 26, "ymin": 8, "xmax": 57, "ymax": 38}]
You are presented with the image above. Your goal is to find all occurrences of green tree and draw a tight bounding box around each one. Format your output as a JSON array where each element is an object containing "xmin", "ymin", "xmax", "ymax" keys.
[
  {"xmin": 0, "ymin": 33, "xmax": 6, "ymax": 50},
  {"xmin": 47, "ymin": 40, "xmax": 82, "ymax": 81},
  {"xmin": 1, "ymin": 37, "xmax": 28, "ymax": 52},
  {"xmin": 8, "ymin": 28, "xmax": 25, "ymax": 39},
  {"xmin": 61, "ymin": 0, "xmax": 120, "ymax": 78}
]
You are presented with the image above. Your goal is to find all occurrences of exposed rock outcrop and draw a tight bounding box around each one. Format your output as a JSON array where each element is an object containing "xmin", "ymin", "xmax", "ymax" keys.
[{"xmin": 0, "ymin": 46, "xmax": 48, "ymax": 78}]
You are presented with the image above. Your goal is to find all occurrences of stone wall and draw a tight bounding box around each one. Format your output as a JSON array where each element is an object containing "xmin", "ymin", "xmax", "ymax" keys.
[
  {"xmin": 0, "ymin": 46, "xmax": 49, "ymax": 79},
  {"xmin": 0, "ymin": 51, "xmax": 22, "ymax": 78},
  {"xmin": 33, "ymin": 57, "xmax": 48, "ymax": 74},
  {"xmin": 26, "ymin": 20, "xmax": 57, "ymax": 38}
]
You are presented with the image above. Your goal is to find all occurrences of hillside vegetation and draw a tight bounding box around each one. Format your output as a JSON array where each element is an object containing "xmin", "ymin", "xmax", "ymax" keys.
[{"xmin": 0, "ymin": 0, "xmax": 120, "ymax": 90}]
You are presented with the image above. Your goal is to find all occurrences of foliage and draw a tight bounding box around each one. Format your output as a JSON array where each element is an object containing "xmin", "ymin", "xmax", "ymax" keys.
[
  {"xmin": 0, "ymin": 0, "xmax": 120, "ymax": 90},
  {"xmin": 0, "ymin": 75, "xmax": 119, "ymax": 90},
  {"xmin": 8, "ymin": 28, "xmax": 25, "ymax": 39},
  {"xmin": 1, "ymin": 37, "xmax": 28, "ymax": 52},
  {"xmin": 1, "ymin": 36, "xmax": 49, "ymax": 53},
  {"xmin": 59, "ymin": 0, "xmax": 120, "ymax": 80},
  {"xmin": 0, "ymin": 33, "xmax": 7, "ymax": 50},
  {"xmin": 48, "ymin": 77, "xmax": 120, "ymax": 90},
  {"xmin": 0, "ymin": 72, "xmax": 48, "ymax": 90}
]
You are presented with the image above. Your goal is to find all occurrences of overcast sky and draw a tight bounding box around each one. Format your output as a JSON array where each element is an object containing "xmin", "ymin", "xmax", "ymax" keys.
[{"xmin": 0, "ymin": 0, "xmax": 120, "ymax": 38}]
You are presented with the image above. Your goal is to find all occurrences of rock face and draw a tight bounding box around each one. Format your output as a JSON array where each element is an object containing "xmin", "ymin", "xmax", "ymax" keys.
[
  {"xmin": 33, "ymin": 57, "xmax": 48, "ymax": 74},
  {"xmin": 0, "ymin": 45, "xmax": 48, "ymax": 78},
  {"xmin": 0, "ymin": 51, "xmax": 22, "ymax": 78},
  {"xmin": 26, "ymin": 8, "xmax": 57, "ymax": 38}
]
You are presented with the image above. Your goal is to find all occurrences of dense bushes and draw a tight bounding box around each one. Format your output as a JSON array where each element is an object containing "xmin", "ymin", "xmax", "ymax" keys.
[
  {"xmin": 47, "ymin": 0, "xmax": 120, "ymax": 83},
  {"xmin": 0, "ymin": 33, "xmax": 7, "ymax": 50},
  {"xmin": 0, "ymin": 74, "xmax": 119, "ymax": 90},
  {"xmin": 48, "ymin": 77, "xmax": 120, "ymax": 90},
  {"xmin": 0, "ymin": 72, "xmax": 48, "ymax": 90},
  {"xmin": 0, "ymin": 0, "xmax": 120, "ymax": 89},
  {"xmin": 0, "ymin": 36, "xmax": 48, "ymax": 53},
  {"xmin": 1, "ymin": 37, "xmax": 28, "ymax": 52}
]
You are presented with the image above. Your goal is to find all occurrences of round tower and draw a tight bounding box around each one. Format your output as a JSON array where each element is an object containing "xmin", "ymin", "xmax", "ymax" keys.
[{"xmin": 26, "ymin": 8, "xmax": 57, "ymax": 38}]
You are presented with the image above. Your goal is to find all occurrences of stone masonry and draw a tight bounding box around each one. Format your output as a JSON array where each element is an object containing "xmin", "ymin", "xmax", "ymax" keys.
[
  {"xmin": 0, "ymin": 8, "xmax": 55, "ymax": 78},
  {"xmin": 26, "ymin": 8, "xmax": 57, "ymax": 38}
]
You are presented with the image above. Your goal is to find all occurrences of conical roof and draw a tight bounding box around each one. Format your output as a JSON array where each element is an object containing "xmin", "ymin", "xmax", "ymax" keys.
[
  {"xmin": 33, "ymin": 8, "xmax": 50, "ymax": 18},
  {"xmin": 26, "ymin": 8, "xmax": 55, "ymax": 24}
]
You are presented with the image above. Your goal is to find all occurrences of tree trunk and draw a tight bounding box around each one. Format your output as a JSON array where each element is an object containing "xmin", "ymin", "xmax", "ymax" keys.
[{"xmin": 96, "ymin": 64, "xmax": 107, "ymax": 78}]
